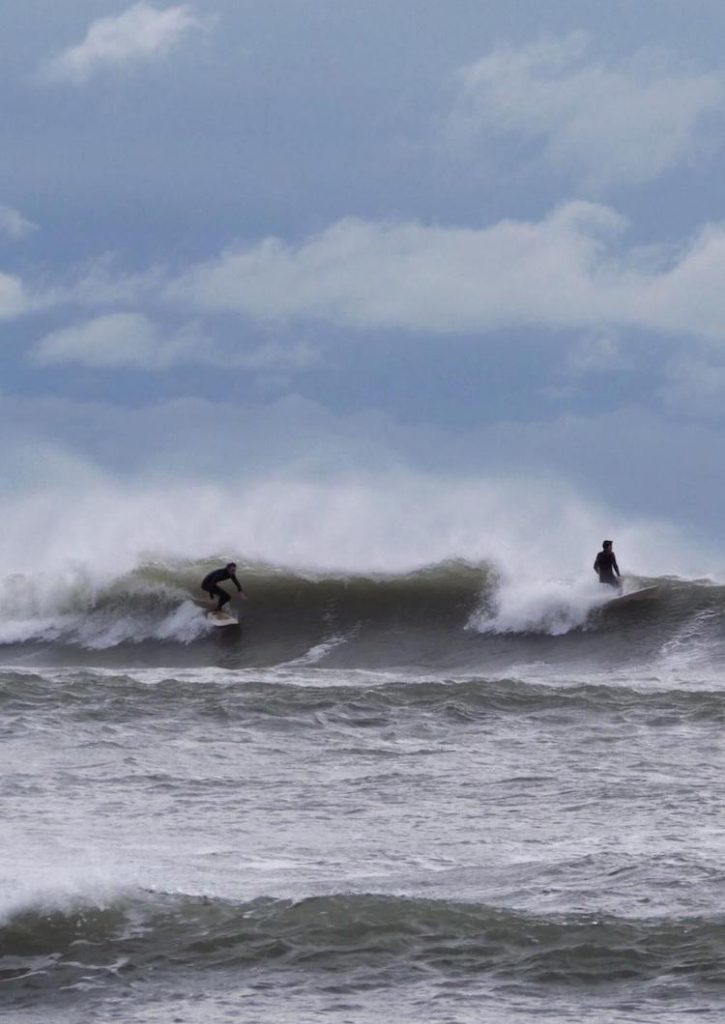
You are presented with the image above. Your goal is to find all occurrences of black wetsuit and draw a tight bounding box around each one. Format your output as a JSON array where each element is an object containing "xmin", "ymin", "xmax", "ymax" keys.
[
  {"xmin": 594, "ymin": 549, "xmax": 620, "ymax": 588},
  {"xmin": 201, "ymin": 567, "xmax": 243, "ymax": 610}
]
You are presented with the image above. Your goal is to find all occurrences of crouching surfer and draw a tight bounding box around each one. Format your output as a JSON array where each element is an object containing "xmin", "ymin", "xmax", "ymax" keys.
[
  {"xmin": 594, "ymin": 540, "xmax": 621, "ymax": 591},
  {"xmin": 201, "ymin": 562, "xmax": 247, "ymax": 615}
]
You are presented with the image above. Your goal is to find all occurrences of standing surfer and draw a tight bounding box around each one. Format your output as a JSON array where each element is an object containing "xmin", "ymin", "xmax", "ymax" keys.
[
  {"xmin": 201, "ymin": 562, "xmax": 247, "ymax": 613},
  {"xmin": 594, "ymin": 540, "xmax": 621, "ymax": 590}
]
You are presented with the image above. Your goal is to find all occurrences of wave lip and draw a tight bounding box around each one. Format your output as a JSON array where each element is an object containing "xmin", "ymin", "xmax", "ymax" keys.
[{"xmin": 2, "ymin": 890, "xmax": 725, "ymax": 1007}]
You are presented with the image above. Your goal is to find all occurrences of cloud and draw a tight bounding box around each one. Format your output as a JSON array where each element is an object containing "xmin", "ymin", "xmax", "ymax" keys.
[
  {"xmin": 165, "ymin": 202, "xmax": 725, "ymax": 342},
  {"xmin": 42, "ymin": 3, "xmax": 205, "ymax": 85},
  {"xmin": 446, "ymin": 33, "xmax": 725, "ymax": 189},
  {"xmin": 41, "ymin": 255, "xmax": 166, "ymax": 310},
  {"xmin": 0, "ymin": 272, "xmax": 27, "ymax": 319},
  {"xmin": 33, "ymin": 312, "xmax": 212, "ymax": 369},
  {"xmin": 32, "ymin": 311, "xmax": 321, "ymax": 373},
  {"xmin": 168, "ymin": 201, "xmax": 627, "ymax": 332},
  {"xmin": 0, "ymin": 205, "xmax": 37, "ymax": 240},
  {"xmin": 27, "ymin": 204, "xmax": 725, "ymax": 350}
]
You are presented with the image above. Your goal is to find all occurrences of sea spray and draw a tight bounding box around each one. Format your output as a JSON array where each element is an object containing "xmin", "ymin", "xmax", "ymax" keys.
[{"xmin": 0, "ymin": 474, "xmax": 714, "ymax": 582}]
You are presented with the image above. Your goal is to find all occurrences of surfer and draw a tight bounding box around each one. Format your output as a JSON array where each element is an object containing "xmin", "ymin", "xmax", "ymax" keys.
[
  {"xmin": 594, "ymin": 540, "xmax": 621, "ymax": 590},
  {"xmin": 201, "ymin": 563, "xmax": 247, "ymax": 613}
]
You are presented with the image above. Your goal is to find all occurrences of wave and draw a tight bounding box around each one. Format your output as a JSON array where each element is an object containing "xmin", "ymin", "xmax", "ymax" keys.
[
  {"xmin": 0, "ymin": 558, "xmax": 489, "ymax": 651},
  {"xmin": 0, "ymin": 558, "xmax": 723, "ymax": 664},
  {"xmin": 2, "ymin": 888, "xmax": 725, "ymax": 1008},
  {"xmin": 4, "ymin": 670, "xmax": 725, "ymax": 725}
]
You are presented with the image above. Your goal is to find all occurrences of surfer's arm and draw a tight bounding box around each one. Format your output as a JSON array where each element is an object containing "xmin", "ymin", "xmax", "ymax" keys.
[
  {"xmin": 613, "ymin": 558, "xmax": 620, "ymax": 576},
  {"xmin": 230, "ymin": 573, "xmax": 247, "ymax": 597}
]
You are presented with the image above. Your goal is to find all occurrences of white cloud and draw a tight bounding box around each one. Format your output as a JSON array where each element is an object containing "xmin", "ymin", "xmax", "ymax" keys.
[
  {"xmin": 0, "ymin": 272, "xmax": 27, "ymax": 319},
  {"xmin": 168, "ymin": 201, "xmax": 626, "ymax": 332},
  {"xmin": 165, "ymin": 202, "xmax": 725, "ymax": 343},
  {"xmin": 28, "ymin": 204, "xmax": 725, "ymax": 349},
  {"xmin": 33, "ymin": 312, "xmax": 211, "ymax": 369},
  {"xmin": 32, "ymin": 311, "xmax": 320, "ymax": 373},
  {"xmin": 0, "ymin": 205, "xmax": 37, "ymax": 240},
  {"xmin": 42, "ymin": 3, "xmax": 205, "ymax": 85},
  {"xmin": 446, "ymin": 33, "xmax": 725, "ymax": 189}
]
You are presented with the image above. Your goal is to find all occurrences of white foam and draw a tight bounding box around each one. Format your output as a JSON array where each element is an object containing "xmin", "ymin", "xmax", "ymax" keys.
[
  {"xmin": 0, "ymin": 662, "xmax": 424, "ymax": 691},
  {"xmin": 471, "ymin": 575, "xmax": 613, "ymax": 635},
  {"xmin": 282, "ymin": 630, "xmax": 357, "ymax": 667},
  {"xmin": 0, "ymin": 599, "xmax": 210, "ymax": 649},
  {"xmin": 0, "ymin": 847, "xmax": 131, "ymax": 923}
]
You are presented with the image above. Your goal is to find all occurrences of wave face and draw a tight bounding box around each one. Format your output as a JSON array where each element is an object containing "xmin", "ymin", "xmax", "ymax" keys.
[
  {"xmin": 0, "ymin": 558, "xmax": 486, "ymax": 657},
  {"xmin": 3, "ymin": 889, "xmax": 725, "ymax": 1012},
  {"xmin": 0, "ymin": 558, "xmax": 724, "ymax": 678}
]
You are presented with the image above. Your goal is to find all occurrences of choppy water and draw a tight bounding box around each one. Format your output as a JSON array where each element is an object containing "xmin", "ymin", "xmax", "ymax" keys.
[{"xmin": 2, "ymin": 561, "xmax": 725, "ymax": 1022}]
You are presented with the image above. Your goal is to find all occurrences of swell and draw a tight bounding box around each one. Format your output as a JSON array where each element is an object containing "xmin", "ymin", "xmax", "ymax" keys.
[
  {"xmin": 2, "ymin": 889, "xmax": 725, "ymax": 1007},
  {"xmin": 3, "ymin": 671, "xmax": 725, "ymax": 726}
]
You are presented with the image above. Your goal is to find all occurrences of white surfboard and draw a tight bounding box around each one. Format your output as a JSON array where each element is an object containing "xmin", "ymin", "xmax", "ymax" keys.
[{"xmin": 206, "ymin": 610, "xmax": 239, "ymax": 627}]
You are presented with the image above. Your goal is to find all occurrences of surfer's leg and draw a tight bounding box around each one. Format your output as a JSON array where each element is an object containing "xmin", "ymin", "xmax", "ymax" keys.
[{"xmin": 201, "ymin": 584, "xmax": 224, "ymax": 610}]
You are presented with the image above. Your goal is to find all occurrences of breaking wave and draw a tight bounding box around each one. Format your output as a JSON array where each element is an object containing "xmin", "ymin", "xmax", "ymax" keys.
[{"xmin": 0, "ymin": 559, "xmax": 723, "ymax": 673}]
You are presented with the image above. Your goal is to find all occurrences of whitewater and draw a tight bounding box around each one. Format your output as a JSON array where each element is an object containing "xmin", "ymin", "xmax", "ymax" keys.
[{"xmin": 2, "ymin": 477, "xmax": 725, "ymax": 1023}]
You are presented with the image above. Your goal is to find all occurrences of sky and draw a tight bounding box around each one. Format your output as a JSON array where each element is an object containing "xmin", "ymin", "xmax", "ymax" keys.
[{"xmin": 3, "ymin": 0, "xmax": 725, "ymax": 570}]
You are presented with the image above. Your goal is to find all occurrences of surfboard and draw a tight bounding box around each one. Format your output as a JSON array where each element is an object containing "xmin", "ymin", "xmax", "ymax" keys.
[
  {"xmin": 206, "ymin": 610, "xmax": 239, "ymax": 627},
  {"xmin": 607, "ymin": 585, "xmax": 661, "ymax": 606}
]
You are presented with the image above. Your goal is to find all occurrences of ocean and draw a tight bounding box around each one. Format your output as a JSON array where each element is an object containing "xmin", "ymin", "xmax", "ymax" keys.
[{"xmin": 2, "ymin": 552, "xmax": 725, "ymax": 1023}]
